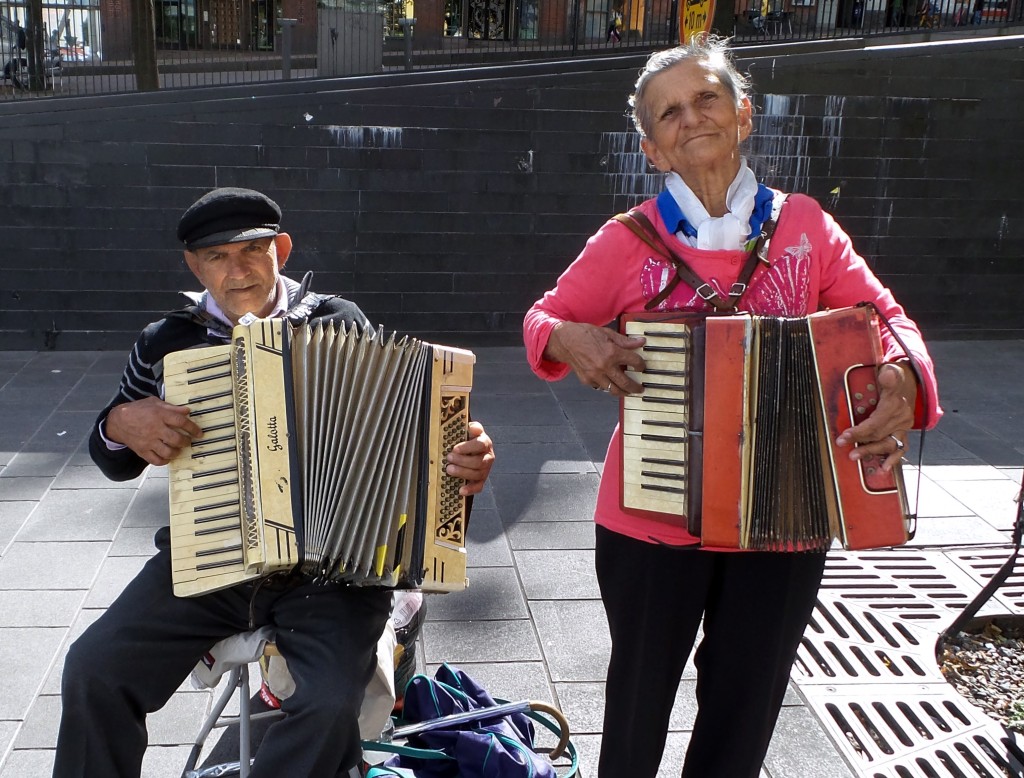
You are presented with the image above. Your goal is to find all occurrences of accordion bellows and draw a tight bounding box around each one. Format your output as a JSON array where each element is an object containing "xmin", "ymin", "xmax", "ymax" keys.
[
  {"xmin": 163, "ymin": 319, "xmax": 474, "ymax": 597},
  {"xmin": 620, "ymin": 305, "xmax": 911, "ymax": 551}
]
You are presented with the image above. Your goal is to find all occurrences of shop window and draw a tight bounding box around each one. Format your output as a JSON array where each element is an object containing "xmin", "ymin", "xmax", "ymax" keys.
[
  {"xmin": 445, "ymin": 0, "xmax": 462, "ymax": 34},
  {"xmin": 384, "ymin": 0, "xmax": 414, "ymax": 36}
]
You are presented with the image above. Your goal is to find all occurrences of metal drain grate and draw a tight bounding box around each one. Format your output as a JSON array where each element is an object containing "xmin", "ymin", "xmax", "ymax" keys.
[
  {"xmin": 793, "ymin": 548, "xmax": 1024, "ymax": 777},
  {"xmin": 947, "ymin": 551, "xmax": 1024, "ymax": 613},
  {"xmin": 819, "ymin": 551, "xmax": 1023, "ymax": 623},
  {"xmin": 796, "ymin": 600, "xmax": 940, "ymax": 685},
  {"xmin": 801, "ymin": 683, "xmax": 1024, "ymax": 778}
]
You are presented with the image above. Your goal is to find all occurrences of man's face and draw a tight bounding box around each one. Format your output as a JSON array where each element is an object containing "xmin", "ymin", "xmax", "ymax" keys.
[{"xmin": 183, "ymin": 234, "xmax": 292, "ymax": 325}]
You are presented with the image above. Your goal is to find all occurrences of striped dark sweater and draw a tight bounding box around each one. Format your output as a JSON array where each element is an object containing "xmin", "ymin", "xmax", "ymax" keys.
[{"xmin": 89, "ymin": 275, "xmax": 369, "ymax": 482}]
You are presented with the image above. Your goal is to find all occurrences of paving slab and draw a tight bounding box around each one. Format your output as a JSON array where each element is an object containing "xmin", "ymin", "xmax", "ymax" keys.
[
  {"xmin": 490, "ymin": 472, "xmax": 601, "ymax": 524},
  {"xmin": 421, "ymin": 619, "xmax": 541, "ymax": 665},
  {"xmin": 0, "ymin": 749, "xmax": 55, "ymax": 778},
  {"xmin": 0, "ymin": 342, "xmax": 1021, "ymax": 778},
  {"xmin": 0, "ymin": 590, "xmax": 86, "ymax": 628},
  {"xmin": 0, "ymin": 541, "xmax": 109, "ymax": 591},
  {"xmin": 465, "ymin": 508, "xmax": 515, "ymax": 566},
  {"xmin": 16, "ymin": 488, "xmax": 132, "ymax": 542},
  {"xmin": 0, "ymin": 627, "xmax": 67, "ymax": 720}
]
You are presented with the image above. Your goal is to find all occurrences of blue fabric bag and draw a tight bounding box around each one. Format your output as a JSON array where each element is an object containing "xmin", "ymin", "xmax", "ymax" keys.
[{"xmin": 366, "ymin": 663, "xmax": 574, "ymax": 778}]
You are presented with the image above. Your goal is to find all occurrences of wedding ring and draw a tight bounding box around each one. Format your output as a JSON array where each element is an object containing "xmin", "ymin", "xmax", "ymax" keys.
[
  {"xmin": 603, "ymin": 383, "xmax": 613, "ymax": 393},
  {"xmin": 889, "ymin": 434, "xmax": 905, "ymax": 451}
]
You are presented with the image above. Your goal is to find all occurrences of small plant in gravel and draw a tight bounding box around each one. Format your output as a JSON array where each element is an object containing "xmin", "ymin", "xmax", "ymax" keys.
[{"xmin": 1009, "ymin": 699, "xmax": 1024, "ymax": 731}]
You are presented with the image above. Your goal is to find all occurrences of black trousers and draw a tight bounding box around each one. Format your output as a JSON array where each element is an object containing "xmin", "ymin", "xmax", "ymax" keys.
[
  {"xmin": 595, "ymin": 525, "xmax": 827, "ymax": 778},
  {"xmin": 53, "ymin": 545, "xmax": 392, "ymax": 778}
]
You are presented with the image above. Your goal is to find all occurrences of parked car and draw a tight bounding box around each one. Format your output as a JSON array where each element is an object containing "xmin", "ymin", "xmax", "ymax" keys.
[{"xmin": 2, "ymin": 16, "xmax": 62, "ymax": 89}]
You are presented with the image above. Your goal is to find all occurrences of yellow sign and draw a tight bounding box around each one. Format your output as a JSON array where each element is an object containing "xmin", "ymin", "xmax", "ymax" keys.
[{"xmin": 680, "ymin": 0, "xmax": 715, "ymax": 42}]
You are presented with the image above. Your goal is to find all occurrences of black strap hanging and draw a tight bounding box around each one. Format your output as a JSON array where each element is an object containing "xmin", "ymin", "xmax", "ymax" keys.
[
  {"xmin": 869, "ymin": 302, "xmax": 1022, "ymax": 653},
  {"xmin": 863, "ymin": 301, "xmax": 935, "ymax": 539},
  {"xmin": 936, "ymin": 470, "xmax": 1024, "ymax": 654}
]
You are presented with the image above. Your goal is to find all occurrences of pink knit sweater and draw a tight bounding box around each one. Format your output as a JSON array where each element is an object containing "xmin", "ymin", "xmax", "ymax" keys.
[{"xmin": 523, "ymin": 192, "xmax": 942, "ymax": 546}]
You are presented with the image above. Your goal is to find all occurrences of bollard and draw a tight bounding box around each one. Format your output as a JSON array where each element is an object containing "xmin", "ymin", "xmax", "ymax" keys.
[
  {"xmin": 279, "ymin": 18, "xmax": 297, "ymax": 80},
  {"xmin": 397, "ymin": 17, "xmax": 416, "ymax": 71}
]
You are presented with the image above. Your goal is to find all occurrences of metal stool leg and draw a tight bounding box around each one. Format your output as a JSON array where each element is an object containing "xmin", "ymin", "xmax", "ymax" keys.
[
  {"xmin": 182, "ymin": 665, "xmax": 243, "ymax": 778},
  {"xmin": 237, "ymin": 664, "xmax": 250, "ymax": 778},
  {"xmin": 183, "ymin": 660, "xmax": 286, "ymax": 778}
]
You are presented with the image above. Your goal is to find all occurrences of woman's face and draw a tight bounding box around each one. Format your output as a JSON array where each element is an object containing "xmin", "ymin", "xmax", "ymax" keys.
[{"xmin": 639, "ymin": 59, "xmax": 752, "ymax": 181}]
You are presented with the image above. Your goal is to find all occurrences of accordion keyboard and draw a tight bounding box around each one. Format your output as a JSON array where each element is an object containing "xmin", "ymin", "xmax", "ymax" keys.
[
  {"xmin": 164, "ymin": 346, "xmax": 261, "ymax": 596},
  {"xmin": 621, "ymin": 320, "xmax": 694, "ymax": 517}
]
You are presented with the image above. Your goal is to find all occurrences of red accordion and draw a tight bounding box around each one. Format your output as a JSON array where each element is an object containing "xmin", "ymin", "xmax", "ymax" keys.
[{"xmin": 619, "ymin": 305, "xmax": 910, "ymax": 551}]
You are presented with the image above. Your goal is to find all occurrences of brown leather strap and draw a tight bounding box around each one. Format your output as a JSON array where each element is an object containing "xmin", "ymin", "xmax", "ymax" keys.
[
  {"xmin": 614, "ymin": 204, "xmax": 785, "ymax": 312},
  {"xmin": 614, "ymin": 211, "xmax": 735, "ymax": 311},
  {"xmin": 731, "ymin": 214, "xmax": 781, "ymax": 304}
]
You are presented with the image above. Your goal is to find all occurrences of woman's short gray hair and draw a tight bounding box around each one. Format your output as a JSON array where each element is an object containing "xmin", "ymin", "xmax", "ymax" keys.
[{"xmin": 629, "ymin": 34, "xmax": 751, "ymax": 139}]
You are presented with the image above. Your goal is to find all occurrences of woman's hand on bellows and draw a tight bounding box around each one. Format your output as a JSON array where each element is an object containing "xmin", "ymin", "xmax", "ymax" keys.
[
  {"xmin": 545, "ymin": 321, "xmax": 647, "ymax": 396},
  {"xmin": 835, "ymin": 362, "xmax": 917, "ymax": 472}
]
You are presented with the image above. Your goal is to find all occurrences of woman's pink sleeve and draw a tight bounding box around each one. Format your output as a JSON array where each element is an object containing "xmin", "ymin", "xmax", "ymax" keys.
[{"xmin": 523, "ymin": 221, "xmax": 636, "ymax": 381}]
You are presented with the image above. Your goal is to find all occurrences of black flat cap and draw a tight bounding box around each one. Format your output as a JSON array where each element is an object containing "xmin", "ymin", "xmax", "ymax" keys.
[{"xmin": 177, "ymin": 187, "xmax": 282, "ymax": 250}]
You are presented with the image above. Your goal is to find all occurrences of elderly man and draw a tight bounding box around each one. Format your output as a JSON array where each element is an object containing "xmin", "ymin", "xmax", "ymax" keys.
[{"xmin": 53, "ymin": 187, "xmax": 495, "ymax": 778}]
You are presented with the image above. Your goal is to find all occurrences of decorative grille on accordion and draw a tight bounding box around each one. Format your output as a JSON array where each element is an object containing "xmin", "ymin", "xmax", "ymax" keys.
[{"xmin": 163, "ymin": 318, "xmax": 475, "ymax": 597}]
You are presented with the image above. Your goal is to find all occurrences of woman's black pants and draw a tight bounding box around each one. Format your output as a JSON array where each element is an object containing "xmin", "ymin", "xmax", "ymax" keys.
[{"xmin": 595, "ymin": 525, "xmax": 827, "ymax": 778}]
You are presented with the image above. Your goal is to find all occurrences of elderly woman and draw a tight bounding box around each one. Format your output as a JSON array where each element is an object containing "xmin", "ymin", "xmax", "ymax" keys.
[{"xmin": 523, "ymin": 37, "xmax": 941, "ymax": 778}]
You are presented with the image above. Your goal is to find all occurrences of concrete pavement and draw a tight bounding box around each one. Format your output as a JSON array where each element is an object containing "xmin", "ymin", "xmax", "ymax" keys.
[{"xmin": 1, "ymin": 340, "xmax": 1022, "ymax": 777}]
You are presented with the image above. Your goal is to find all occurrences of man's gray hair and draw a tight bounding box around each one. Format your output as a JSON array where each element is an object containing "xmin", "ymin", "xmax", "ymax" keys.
[{"xmin": 628, "ymin": 34, "xmax": 751, "ymax": 139}]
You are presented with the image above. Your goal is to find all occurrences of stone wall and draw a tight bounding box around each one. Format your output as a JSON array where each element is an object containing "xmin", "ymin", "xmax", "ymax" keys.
[{"xmin": 0, "ymin": 35, "xmax": 1020, "ymax": 350}]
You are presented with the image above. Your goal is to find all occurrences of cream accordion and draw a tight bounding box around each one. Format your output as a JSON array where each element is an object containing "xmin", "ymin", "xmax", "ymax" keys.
[
  {"xmin": 620, "ymin": 304, "xmax": 912, "ymax": 551},
  {"xmin": 163, "ymin": 319, "xmax": 474, "ymax": 597}
]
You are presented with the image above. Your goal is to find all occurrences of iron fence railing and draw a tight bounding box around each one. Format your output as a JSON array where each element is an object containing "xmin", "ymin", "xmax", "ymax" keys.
[{"xmin": 0, "ymin": 0, "xmax": 1020, "ymax": 100}]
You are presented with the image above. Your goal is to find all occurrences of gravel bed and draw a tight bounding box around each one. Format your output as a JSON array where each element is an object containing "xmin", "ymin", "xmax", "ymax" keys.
[{"xmin": 939, "ymin": 616, "xmax": 1024, "ymax": 736}]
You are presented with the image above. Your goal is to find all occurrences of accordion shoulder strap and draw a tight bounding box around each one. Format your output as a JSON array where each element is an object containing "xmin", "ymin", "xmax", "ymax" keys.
[
  {"xmin": 613, "ymin": 201, "xmax": 786, "ymax": 312},
  {"xmin": 285, "ymin": 291, "xmax": 331, "ymax": 325},
  {"xmin": 284, "ymin": 271, "xmax": 330, "ymax": 325},
  {"xmin": 167, "ymin": 304, "xmax": 232, "ymax": 339}
]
